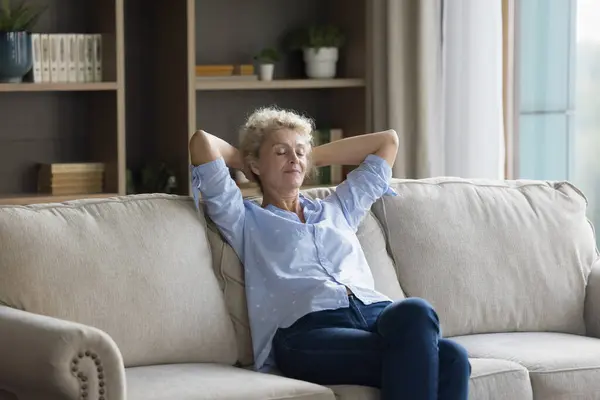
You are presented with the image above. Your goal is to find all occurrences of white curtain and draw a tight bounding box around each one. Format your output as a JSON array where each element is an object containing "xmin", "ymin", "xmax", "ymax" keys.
[
  {"xmin": 369, "ymin": 0, "xmax": 505, "ymax": 180},
  {"xmin": 436, "ymin": 0, "xmax": 505, "ymax": 179}
]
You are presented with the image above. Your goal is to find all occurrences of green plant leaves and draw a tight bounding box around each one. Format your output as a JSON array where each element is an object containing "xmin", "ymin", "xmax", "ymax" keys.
[
  {"xmin": 0, "ymin": 0, "xmax": 45, "ymax": 32},
  {"xmin": 286, "ymin": 25, "xmax": 345, "ymax": 51},
  {"xmin": 254, "ymin": 47, "xmax": 280, "ymax": 63}
]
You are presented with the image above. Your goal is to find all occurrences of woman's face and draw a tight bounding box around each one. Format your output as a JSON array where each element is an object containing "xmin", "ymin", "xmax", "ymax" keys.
[{"xmin": 251, "ymin": 128, "xmax": 310, "ymax": 192}]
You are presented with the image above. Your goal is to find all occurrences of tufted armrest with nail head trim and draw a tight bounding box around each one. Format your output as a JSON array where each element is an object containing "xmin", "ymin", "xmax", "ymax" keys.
[{"xmin": 0, "ymin": 306, "xmax": 125, "ymax": 400}]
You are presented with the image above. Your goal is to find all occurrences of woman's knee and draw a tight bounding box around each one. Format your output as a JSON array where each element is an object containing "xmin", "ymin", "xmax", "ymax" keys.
[
  {"xmin": 376, "ymin": 297, "xmax": 440, "ymax": 336},
  {"xmin": 439, "ymin": 339, "xmax": 471, "ymax": 375}
]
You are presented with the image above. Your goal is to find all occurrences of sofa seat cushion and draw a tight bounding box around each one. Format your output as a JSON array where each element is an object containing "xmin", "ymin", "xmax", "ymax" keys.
[
  {"xmin": 126, "ymin": 363, "xmax": 335, "ymax": 400},
  {"xmin": 467, "ymin": 358, "xmax": 532, "ymax": 400},
  {"xmin": 453, "ymin": 332, "xmax": 600, "ymax": 399},
  {"xmin": 323, "ymin": 358, "xmax": 531, "ymax": 400},
  {"xmin": 327, "ymin": 385, "xmax": 379, "ymax": 400}
]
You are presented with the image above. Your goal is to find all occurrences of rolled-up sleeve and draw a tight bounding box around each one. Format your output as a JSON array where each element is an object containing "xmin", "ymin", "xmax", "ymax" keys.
[
  {"xmin": 326, "ymin": 154, "xmax": 397, "ymax": 231},
  {"xmin": 191, "ymin": 157, "xmax": 245, "ymax": 253}
]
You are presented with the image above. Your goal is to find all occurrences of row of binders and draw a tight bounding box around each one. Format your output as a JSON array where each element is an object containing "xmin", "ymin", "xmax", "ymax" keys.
[{"xmin": 31, "ymin": 33, "xmax": 103, "ymax": 84}]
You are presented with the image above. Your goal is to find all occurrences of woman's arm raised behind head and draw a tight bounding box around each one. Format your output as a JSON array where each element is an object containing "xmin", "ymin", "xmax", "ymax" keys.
[
  {"xmin": 189, "ymin": 130, "xmax": 247, "ymax": 256},
  {"xmin": 189, "ymin": 129, "xmax": 244, "ymax": 169},
  {"xmin": 311, "ymin": 129, "xmax": 399, "ymax": 168}
]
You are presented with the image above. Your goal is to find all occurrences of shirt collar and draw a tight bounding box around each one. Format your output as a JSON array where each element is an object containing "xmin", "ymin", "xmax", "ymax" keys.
[{"xmin": 263, "ymin": 194, "xmax": 310, "ymax": 221}]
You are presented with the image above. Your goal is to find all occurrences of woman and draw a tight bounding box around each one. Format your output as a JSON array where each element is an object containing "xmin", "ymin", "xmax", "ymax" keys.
[{"xmin": 189, "ymin": 107, "xmax": 470, "ymax": 400}]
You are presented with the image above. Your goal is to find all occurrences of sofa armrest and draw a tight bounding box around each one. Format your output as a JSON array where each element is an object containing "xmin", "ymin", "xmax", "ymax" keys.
[
  {"xmin": 585, "ymin": 258, "xmax": 600, "ymax": 338},
  {"xmin": 0, "ymin": 306, "xmax": 125, "ymax": 400}
]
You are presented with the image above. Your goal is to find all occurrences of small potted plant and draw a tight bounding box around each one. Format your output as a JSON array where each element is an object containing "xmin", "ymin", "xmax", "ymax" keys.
[
  {"xmin": 0, "ymin": 0, "xmax": 45, "ymax": 83},
  {"xmin": 254, "ymin": 47, "xmax": 279, "ymax": 81},
  {"xmin": 287, "ymin": 25, "xmax": 345, "ymax": 79}
]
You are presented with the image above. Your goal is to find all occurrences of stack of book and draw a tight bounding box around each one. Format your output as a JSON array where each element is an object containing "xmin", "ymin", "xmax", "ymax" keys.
[
  {"xmin": 195, "ymin": 64, "xmax": 258, "ymax": 81},
  {"xmin": 37, "ymin": 163, "xmax": 105, "ymax": 195}
]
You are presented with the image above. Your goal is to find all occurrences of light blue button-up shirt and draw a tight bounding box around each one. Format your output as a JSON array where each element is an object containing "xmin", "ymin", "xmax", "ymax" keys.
[{"xmin": 191, "ymin": 154, "xmax": 397, "ymax": 371}]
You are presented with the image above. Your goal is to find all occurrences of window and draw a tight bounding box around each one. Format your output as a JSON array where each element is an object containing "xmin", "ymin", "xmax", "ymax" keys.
[{"xmin": 517, "ymin": 0, "xmax": 600, "ymax": 240}]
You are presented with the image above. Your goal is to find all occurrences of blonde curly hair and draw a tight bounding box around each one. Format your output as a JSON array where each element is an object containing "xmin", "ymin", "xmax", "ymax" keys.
[
  {"xmin": 239, "ymin": 107, "xmax": 315, "ymax": 187},
  {"xmin": 240, "ymin": 106, "xmax": 314, "ymax": 160}
]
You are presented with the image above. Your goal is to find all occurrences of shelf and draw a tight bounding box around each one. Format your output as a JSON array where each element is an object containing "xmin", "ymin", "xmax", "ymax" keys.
[
  {"xmin": 195, "ymin": 78, "xmax": 366, "ymax": 91},
  {"xmin": 0, "ymin": 82, "xmax": 120, "ymax": 92},
  {"xmin": 0, "ymin": 193, "xmax": 120, "ymax": 206}
]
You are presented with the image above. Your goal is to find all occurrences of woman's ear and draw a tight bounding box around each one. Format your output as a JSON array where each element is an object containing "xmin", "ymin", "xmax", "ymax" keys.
[{"xmin": 250, "ymin": 161, "xmax": 260, "ymax": 176}]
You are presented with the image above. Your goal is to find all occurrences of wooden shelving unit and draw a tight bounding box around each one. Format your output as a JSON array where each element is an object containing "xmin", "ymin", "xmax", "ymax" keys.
[
  {"xmin": 0, "ymin": 193, "xmax": 120, "ymax": 206},
  {"xmin": 136, "ymin": 0, "xmax": 370, "ymax": 197},
  {"xmin": 0, "ymin": 0, "xmax": 126, "ymax": 205},
  {"xmin": 195, "ymin": 78, "xmax": 366, "ymax": 91},
  {"xmin": 1, "ymin": 0, "xmax": 371, "ymax": 205},
  {"xmin": 0, "ymin": 82, "xmax": 119, "ymax": 92}
]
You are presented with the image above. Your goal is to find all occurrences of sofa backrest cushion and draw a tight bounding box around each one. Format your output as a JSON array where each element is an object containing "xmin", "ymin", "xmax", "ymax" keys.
[
  {"xmin": 208, "ymin": 187, "xmax": 405, "ymax": 367},
  {"xmin": 372, "ymin": 178, "xmax": 598, "ymax": 337},
  {"xmin": 0, "ymin": 194, "xmax": 238, "ymax": 367},
  {"xmin": 206, "ymin": 223, "xmax": 254, "ymax": 367}
]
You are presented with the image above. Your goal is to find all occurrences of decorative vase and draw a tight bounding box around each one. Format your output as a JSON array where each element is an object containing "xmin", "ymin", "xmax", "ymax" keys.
[
  {"xmin": 259, "ymin": 63, "xmax": 274, "ymax": 81},
  {"xmin": 303, "ymin": 47, "xmax": 338, "ymax": 79},
  {"xmin": 0, "ymin": 32, "xmax": 32, "ymax": 83}
]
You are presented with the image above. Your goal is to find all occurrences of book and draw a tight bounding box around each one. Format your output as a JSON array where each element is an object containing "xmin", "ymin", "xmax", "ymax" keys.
[
  {"xmin": 92, "ymin": 34, "xmax": 102, "ymax": 82},
  {"xmin": 38, "ymin": 171, "xmax": 104, "ymax": 183},
  {"xmin": 49, "ymin": 34, "xmax": 58, "ymax": 82},
  {"xmin": 84, "ymin": 35, "xmax": 94, "ymax": 82},
  {"xmin": 76, "ymin": 34, "xmax": 86, "ymax": 82},
  {"xmin": 235, "ymin": 64, "xmax": 254, "ymax": 75},
  {"xmin": 40, "ymin": 34, "xmax": 50, "ymax": 82},
  {"xmin": 31, "ymin": 33, "xmax": 42, "ymax": 83},
  {"xmin": 195, "ymin": 64, "xmax": 255, "ymax": 77},
  {"xmin": 67, "ymin": 34, "xmax": 78, "ymax": 82},
  {"xmin": 57, "ymin": 34, "xmax": 68, "ymax": 82},
  {"xmin": 39, "ymin": 162, "xmax": 105, "ymax": 173},
  {"xmin": 195, "ymin": 75, "xmax": 258, "ymax": 81},
  {"xmin": 195, "ymin": 65, "xmax": 234, "ymax": 76}
]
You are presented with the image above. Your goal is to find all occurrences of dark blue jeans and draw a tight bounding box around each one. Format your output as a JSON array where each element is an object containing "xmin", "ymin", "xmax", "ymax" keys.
[{"xmin": 273, "ymin": 296, "xmax": 471, "ymax": 400}]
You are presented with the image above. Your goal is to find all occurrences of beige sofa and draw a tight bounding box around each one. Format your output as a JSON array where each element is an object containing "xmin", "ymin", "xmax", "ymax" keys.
[{"xmin": 0, "ymin": 177, "xmax": 599, "ymax": 400}]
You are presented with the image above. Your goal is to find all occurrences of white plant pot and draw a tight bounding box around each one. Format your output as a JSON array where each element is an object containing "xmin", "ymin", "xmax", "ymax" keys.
[
  {"xmin": 303, "ymin": 47, "xmax": 339, "ymax": 79},
  {"xmin": 259, "ymin": 64, "xmax": 274, "ymax": 81}
]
